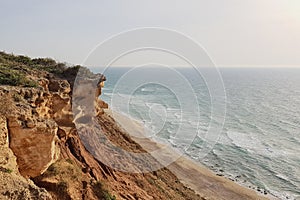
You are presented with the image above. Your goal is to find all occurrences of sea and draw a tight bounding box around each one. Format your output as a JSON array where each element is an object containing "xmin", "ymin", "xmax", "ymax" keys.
[{"xmin": 94, "ymin": 67, "xmax": 300, "ymax": 200}]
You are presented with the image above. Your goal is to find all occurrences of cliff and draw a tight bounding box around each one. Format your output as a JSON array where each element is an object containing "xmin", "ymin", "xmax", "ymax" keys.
[{"xmin": 0, "ymin": 52, "xmax": 202, "ymax": 200}]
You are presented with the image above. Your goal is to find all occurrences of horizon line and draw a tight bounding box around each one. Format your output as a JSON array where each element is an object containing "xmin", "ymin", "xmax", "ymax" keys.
[{"xmin": 86, "ymin": 65, "xmax": 300, "ymax": 69}]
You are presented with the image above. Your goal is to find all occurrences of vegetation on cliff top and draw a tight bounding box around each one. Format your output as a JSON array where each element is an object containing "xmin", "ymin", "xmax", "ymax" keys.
[{"xmin": 0, "ymin": 51, "xmax": 82, "ymax": 87}]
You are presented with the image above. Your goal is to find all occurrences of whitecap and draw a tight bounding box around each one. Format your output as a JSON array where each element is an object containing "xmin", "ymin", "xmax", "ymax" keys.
[{"xmin": 141, "ymin": 87, "xmax": 156, "ymax": 92}]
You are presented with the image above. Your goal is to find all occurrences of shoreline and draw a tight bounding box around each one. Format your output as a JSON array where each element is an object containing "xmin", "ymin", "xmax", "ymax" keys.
[{"xmin": 105, "ymin": 109, "xmax": 278, "ymax": 200}]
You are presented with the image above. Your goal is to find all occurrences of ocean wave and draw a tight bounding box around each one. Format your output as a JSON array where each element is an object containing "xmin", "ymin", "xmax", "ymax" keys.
[
  {"xmin": 103, "ymin": 92, "xmax": 113, "ymax": 97},
  {"xmin": 104, "ymin": 68, "xmax": 300, "ymax": 198},
  {"xmin": 166, "ymin": 107, "xmax": 181, "ymax": 111},
  {"xmin": 173, "ymin": 112, "xmax": 181, "ymax": 119},
  {"xmin": 141, "ymin": 87, "xmax": 156, "ymax": 92}
]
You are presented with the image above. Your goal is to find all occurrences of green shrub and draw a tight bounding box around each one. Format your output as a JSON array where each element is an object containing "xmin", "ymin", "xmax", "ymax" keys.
[
  {"xmin": 0, "ymin": 51, "xmax": 100, "ymax": 87},
  {"xmin": 93, "ymin": 181, "xmax": 116, "ymax": 200},
  {"xmin": 31, "ymin": 57, "xmax": 56, "ymax": 66},
  {"xmin": 24, "ymin": 79, "xmax": 38, "ymax": 87},
  {"xmin": 47, "ymin": 164, "xmax": 59, "ymax": 175},
  {"xmin": 5, "ymin": 168, "xmax": 13, "ymax": 173},
  {"xmin": 15, "ymin": 55, "xmax": 32, "ymax": 65},
  {"xmin": 65, "ymin": 158, "xmax": 73, "ymax": 164},
  {"xmin": 103, "ymin": 192, "xmax": 116, "ymax": 200},
  {"xmin": 0, "ymin": 167, "xmax": 13, "ymax": 174},
  {"xmin": 0, "ymin": 64, "xmax": 37, "ymax": 87}
]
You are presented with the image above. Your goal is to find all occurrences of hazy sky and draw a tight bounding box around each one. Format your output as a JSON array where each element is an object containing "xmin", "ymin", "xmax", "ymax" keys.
[{"xmin": 1, "ymin": 0, "xmax": 300, "ymax": 67}]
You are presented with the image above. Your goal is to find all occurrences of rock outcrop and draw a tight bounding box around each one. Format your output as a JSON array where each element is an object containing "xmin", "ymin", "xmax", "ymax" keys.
[
  {"xmin": 0, "ymin": 107, "xmax": 52, "ymax": 200},
  {"xmin": 0, "ymin": 52, "xmax": 202, "ymax": 200},
  {"xmin": 1, "ymin": 85, "xmax": 62, "ymax": 178}
]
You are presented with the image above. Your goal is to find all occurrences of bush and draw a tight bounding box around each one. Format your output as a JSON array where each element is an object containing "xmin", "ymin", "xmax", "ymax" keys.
[
  {"xmin": 58, "ymin": 181, "xmax": 68, "ymax": 191},
  {"xmin": 93, "ymin": 181, "xmax": 116, "ymax": 200},
  {"xmin": 47, "ymin": 164, "xmax": 59, "ymax": 175},
  {"xmin": 15, "ymin": 55, "xmax": 32, "ymax": 65},
  {"xmin": 0, "ymin": 167, "xmax": 13, "ymax": 174},
  {"xmin": 0, "ymin": 52, "xmax": 102, "ymax": 87},
  {"xmin": 0, "ymin": 63, "xmax": 38, "ymax": 87},
  {"xmin": 31, "ymin": 58, "xmax": 56, "ymax": 67},
  {"xmin": 5, "ymin": 168, "xmax": 13, "ymax": 173}
]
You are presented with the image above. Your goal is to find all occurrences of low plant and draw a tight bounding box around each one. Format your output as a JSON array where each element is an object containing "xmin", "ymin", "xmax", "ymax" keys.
[
  {"xmin": 57, "ymin": 181, "xmax": 69, "ymax": 196},
  {"xmin": 0, "ymin": 167, "xmax": 13, "ymax": 174},
  {"xmin": 47, "ymin": 163, "xmax": 59, "ymax": 175},
  {"xmin": 0, "ymin": 65, "xmax": 37, "ymax": 87},
  {"xmin": 93, "ymin": 181, "xmax": 116, "ymax": 200}
]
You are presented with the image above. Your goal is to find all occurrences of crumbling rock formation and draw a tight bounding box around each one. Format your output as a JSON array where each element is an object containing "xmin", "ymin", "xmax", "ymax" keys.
[
  {"xmin": 0, "ymin": 67, "xmax": 201, "ymax": 200},
  {"xmin": 0, "ymin": 110, "xmax": 52, "ymax": 200}
]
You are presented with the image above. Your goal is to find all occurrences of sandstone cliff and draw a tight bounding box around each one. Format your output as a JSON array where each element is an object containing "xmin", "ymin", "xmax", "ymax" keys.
[{"xmin": 0, "ymin": 52, "xmax": 203, "ymax": 200}]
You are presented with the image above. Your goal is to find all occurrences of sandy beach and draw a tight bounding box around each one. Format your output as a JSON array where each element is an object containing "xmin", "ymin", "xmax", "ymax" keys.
[{"xmin": 106, "ymin": 110, "xmax": 277, "ymax": 200}]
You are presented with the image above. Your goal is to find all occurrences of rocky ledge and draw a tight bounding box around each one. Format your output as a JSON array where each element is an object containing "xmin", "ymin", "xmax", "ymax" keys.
[{"xmin": 0, "ymin": 52, "xmax": 202, "ymax": 200}]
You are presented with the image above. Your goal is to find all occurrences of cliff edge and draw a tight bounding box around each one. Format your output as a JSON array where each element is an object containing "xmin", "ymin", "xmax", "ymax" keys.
[{"xmin": 0, "ymin": 52, "xmax": 202, "ymax": 200}]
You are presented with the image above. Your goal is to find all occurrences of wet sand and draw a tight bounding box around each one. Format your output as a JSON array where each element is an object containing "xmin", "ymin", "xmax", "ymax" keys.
[{"xmin": 106, "ymin": 110, "xmax": 277, "ymax": 200}]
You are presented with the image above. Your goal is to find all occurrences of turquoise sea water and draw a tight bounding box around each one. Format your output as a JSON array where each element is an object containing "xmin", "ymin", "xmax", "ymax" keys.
[{"xmin": 98, "ymin": 67, "xmax": 300, "ymax": 200}]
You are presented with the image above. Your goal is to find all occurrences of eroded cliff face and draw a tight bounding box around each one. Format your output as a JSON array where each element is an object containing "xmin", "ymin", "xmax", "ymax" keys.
[
  {"xmin": 0, "ymin": 100, "xmax": 52, "ymax": 200},
  {"xmin": 0, "ymin": 73, "xmax": 110, "ymax": 199},
  {"xmin": 0, "ymin": 65, "xmax": 202, "ymax": 200},
  {"xmin": 2, "ymin": 80, "xmax": 68, "ymax": 178}
]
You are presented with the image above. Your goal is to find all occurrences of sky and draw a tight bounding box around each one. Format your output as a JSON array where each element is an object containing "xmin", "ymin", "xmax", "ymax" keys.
[{"xmin": 0, "ymin": 0, "xmax": 300, "ymax": 67}]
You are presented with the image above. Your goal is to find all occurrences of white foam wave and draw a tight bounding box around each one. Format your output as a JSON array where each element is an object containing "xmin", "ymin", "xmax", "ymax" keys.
[{"xmin": 141, "ymin": 87, "xmax": 156, "ymax": 92}]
